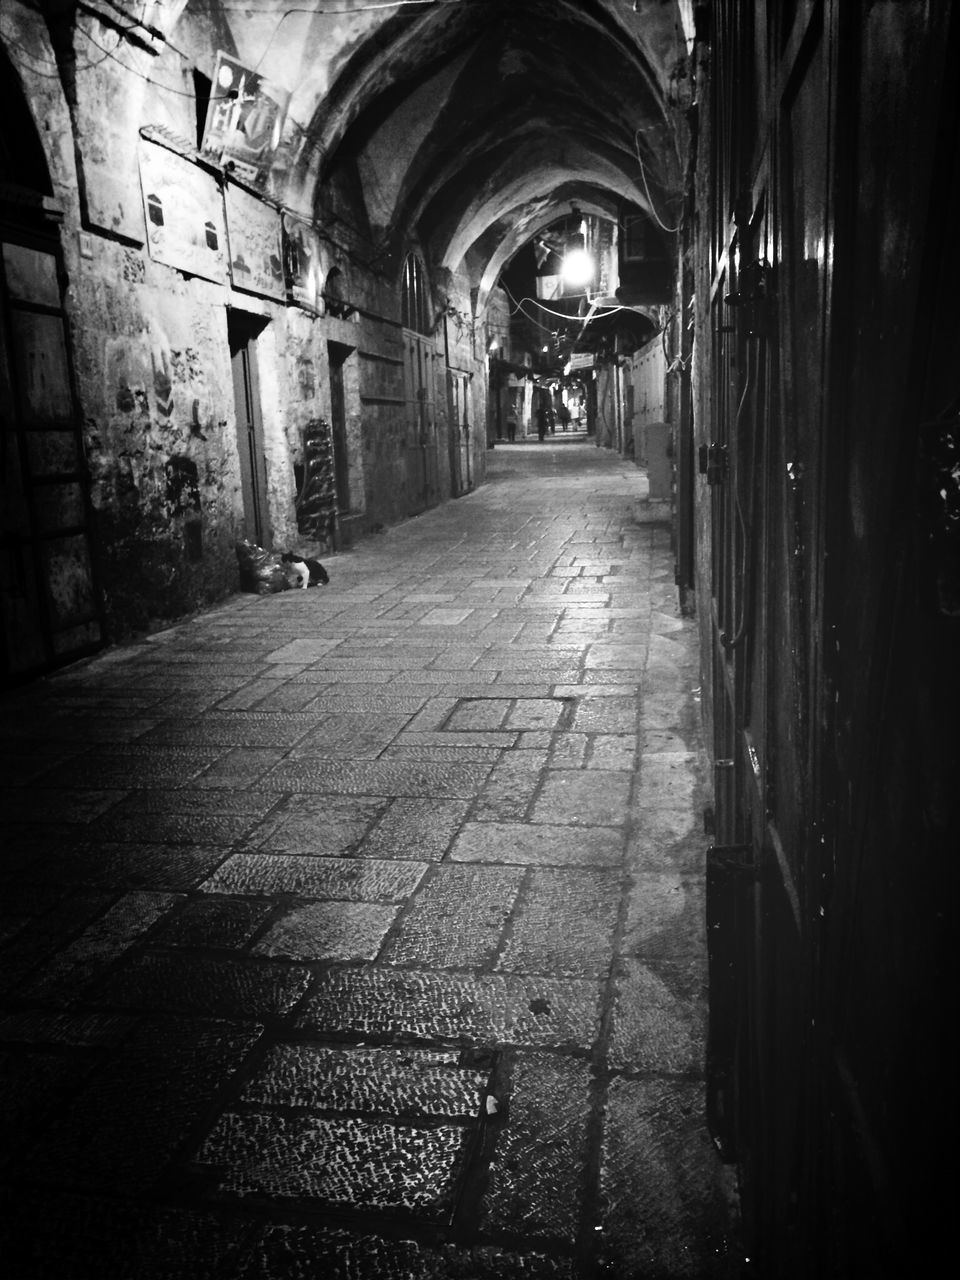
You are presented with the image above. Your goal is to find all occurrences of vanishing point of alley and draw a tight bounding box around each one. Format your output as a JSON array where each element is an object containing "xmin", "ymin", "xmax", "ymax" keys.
[{"xmin": 0, "ymin": 442, "xmax": 738, "ymax": 1279}]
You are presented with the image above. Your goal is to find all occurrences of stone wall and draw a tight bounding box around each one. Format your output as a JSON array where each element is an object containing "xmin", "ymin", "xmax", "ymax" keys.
[{"xmin": 2, "ymin": 6, "xmax": 492, "ymax": 643}]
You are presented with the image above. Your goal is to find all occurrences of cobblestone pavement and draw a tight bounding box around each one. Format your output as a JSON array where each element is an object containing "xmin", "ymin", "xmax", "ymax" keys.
[{"xmin": 0, "ymin": 441, "xmax": 740, "ymax": 1279}]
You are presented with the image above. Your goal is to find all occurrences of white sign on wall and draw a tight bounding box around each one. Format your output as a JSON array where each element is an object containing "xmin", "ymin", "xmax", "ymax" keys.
[
  {"xmin": 139, "ymin": 141, "xmax": 227, "ymax": 285},
  {"xmin": 567, "ymin": 352, "xmax": 596, "ymax": 370},
  {"xmin": 224, "ymin": 183, "xmax": 285, "ymax": 300}
]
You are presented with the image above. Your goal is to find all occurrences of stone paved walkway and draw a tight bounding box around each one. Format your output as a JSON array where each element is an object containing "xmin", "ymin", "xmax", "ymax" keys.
[{"xmin": 0, "ymin": 441, "xmax": 738, "ymax": 1279}]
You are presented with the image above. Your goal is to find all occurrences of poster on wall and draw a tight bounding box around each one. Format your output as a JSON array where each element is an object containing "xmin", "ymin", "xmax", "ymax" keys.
[
  {"xmin": 224, "ymin": 183, "xmax": 285, "ymax": 300},
  {"xmin": 138, "ymin": 141, "xmax": 227, "ymax": 285},
  {"xmin": 282, "ymin": 212, "xmax": 323, "ymax": 312},
  {"xmin": 201, "ymin": 51, "xmax": 290, "ymax": 192}
]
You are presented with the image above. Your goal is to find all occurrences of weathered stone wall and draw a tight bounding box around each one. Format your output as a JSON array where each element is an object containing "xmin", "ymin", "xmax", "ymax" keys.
[
  {"xmin": 72, "ymin": 239, "xmax": 245, "ymax": 636},
  {"xmin": 2, "ymin": 7, "xmax": 496, "ymax": 643}
]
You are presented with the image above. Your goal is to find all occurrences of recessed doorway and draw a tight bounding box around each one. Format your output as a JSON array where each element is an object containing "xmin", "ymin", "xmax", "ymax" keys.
[{"xmin": 228, "ymin": 310, "xmax": 270, "ymax": 547}]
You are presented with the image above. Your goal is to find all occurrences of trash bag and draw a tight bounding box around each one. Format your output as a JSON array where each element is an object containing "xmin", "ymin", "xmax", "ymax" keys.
[{"xmin": 235, "ymin": 540, "xmax": 286, "ymax": 594}]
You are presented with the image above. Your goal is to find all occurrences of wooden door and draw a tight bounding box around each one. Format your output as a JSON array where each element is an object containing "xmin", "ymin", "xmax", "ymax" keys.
[
  {"xmin": 0, "ymin": 234, "xmax": 102, "ymax": 684},
  {"xmin": 447, "ymin": 368, "xmax": 472, "ymax": 496},
  {"xmin": 328, "ymin": 341, "xmax": 351, "ymax": 513},
  {"xmin": 228, "ymin": 312, "xmax": 270, "ymax": 547},
  {"xmin": 402, "ymin": 329, "xmax": 438, "ymax": 513}
]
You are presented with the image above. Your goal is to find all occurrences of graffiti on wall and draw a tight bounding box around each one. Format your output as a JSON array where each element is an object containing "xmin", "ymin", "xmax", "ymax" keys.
[
  {"xmin": 106, "ymin": 324, "xmax": 215, "ymax": 439},
  {"xmin": 297, "ymin": 356, "xmax": 316, "ymax": 400},
  {"xmin": 296, "ymin": 417, "xmax": 338, "ymax": 544}
]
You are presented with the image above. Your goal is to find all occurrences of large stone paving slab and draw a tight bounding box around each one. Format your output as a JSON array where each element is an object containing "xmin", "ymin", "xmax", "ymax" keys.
[
  {"xmin": 357, "ymin": 796, "xmax": 471, "ymax": 860},
  {"xmin": 236, "ymin": 1227, "xmax": 577, "ymax": 1280},
  {"xmin": 4, "ymin": 842, "xmax": 230, "ymax": 891},
  {"xmin": 16, "ymin": 891, "xmax": 180, "ymax": 1001},
  {"xmin": 599, "ymin": 1078, "xmax": 737, "ymax": 1277},
  {"xmin": 202, "ymin": 854, "xmax": 426, "ymax": 899},
  {"xmin": 240, "ymin": 1044, "xmax": 488, "ymax": 1118},
  {"xmin": 151, "ymin": 896, "xmax": 275, "ymax": 949},
  {"xmin": 43, "ymin": 746, "xmax": 227, "ymax": 789},
  {"xmin": 470, "ymin": 750, "xmax": 548, "ymax": 822},
  {"xmin": 497, "ymin": 868, "xmax": 621, "ymax": 978},
  {"xmin": 91, "ymin": 954, "xmax": 312, "ymax": 1018},
  {"xmin": 86, "ymin": 810, "xmax": 262, "ymax": 846},
  {"xmin": 260, "ymin": 759, "xmax": 493, "ymax": 797},
  {"xmin": 445, "ymin": 698, "xmax": 512, "ymax": 731},
  {"xmin": 483, "ymin": 1052, "xmax": 592, "ymax": 1241},
  {"xmin": 289, "ymin": 713, "xmax": 411, "ymax": 758},
  {"xmin": 296, "ymin": 967, "xmax": 601, "ymax": 1049},
  {"xmin": 252, "ymin": 901, "xmax": 399, "ymax": 960},
  {"xmin": 190, "ymin": 747, "xmax": 288, "ymax": 789},
  {"xmin": 140, "ymin": 713, "xmax": 327, "ymax": 747},
  {"xmin": 381, "ymin": 865, "xmax": 525, "ymax": 967},
  {"xmin": 571, "ymin": 695, "xmax": 639, "ymax": 733},
  {"xmin": 450, "ymin": 821, "xmax": 621, "ymax": 867},
  {"xmin": 0, "ymin": 892, "xmax": 113, "ymax": 995},
  {"xmin": 245, "ymin": 794, "xmax": 388, "ymax": 855},
  {"xmin": 608, "ymin": 958, "xmax": 706, "ymax": 1074},
  {"xmin": 531, "ymin": 769, "xmax": 633, "ymax": 825},
  {"xmin": 195, "ymin": 1110, "xmax": 470, "ymax": 1218}
]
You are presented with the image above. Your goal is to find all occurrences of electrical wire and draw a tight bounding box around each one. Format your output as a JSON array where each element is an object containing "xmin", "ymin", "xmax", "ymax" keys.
[
  {"xmin": 1, "ymin": 15, "xmax": 124, "ymax": 77},
  {"xmin": 78, "ymin": 25, "xmax": 237, "ymax": 100},
  {"xmin": 634, "ymin": 128, "xmax": 681, "ymax": 235},
  {"xmin": 501, "ymin": 280, "xmax": 624, "ymax": 325},
  {"xmin": 214, "ymin": 2, "xmax": 463, "ymax": 13}
]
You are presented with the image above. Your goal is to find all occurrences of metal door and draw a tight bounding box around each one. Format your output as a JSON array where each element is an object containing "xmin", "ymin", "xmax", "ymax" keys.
[
  {"xmin": 704, "ymin": 4, "xmax": 836, "ymax": 1270},
  {"xmin": 0, "ymin": 234, "xmax": 102, "ymax": 684}
]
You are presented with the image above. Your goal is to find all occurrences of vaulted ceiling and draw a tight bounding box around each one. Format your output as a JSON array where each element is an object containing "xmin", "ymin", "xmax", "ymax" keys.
[{"xmin": 92, "ymin": 0, "xmax": 694, "ymax": 295}]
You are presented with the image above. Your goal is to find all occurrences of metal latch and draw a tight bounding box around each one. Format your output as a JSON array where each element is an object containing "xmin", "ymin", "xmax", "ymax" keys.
[{"xmin": 698, "ymin": 442, "xmax": 727, "ymax": 484}]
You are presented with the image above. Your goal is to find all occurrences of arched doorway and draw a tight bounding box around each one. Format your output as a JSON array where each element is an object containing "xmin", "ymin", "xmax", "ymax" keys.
[{"xmin": 0, "ymin": 54, "xmax": 103, "ymax": 684}]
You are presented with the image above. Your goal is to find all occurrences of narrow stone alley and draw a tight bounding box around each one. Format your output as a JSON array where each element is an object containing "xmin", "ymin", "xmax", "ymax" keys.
[{"xmin": 1, "ymin": 441, "xmax": 737, "ymax": 1279}]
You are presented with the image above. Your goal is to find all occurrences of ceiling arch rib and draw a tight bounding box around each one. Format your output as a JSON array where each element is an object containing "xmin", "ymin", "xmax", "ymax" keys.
[{"xmin": 375, "ymin": 76, "xmax": 672, "ymax": 245}]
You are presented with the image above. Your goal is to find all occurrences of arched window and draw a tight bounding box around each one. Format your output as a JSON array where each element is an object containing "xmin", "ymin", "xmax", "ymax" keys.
[{"xmin": 401, "ymin": 253, "xmax": 431, "ymax": 334}]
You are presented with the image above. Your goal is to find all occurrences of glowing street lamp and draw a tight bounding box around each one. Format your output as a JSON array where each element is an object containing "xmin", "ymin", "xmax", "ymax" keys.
[{"xmin": 560, "ymin": 245, "xmax": 595, "ymax": 290}]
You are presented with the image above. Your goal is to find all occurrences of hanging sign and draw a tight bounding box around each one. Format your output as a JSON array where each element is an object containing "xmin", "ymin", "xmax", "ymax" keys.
[
  {"xmin": 139, "ymin": 140, "xmax": 227, "ymax": 285},
  {"xmin": 224, "ymin": 183, "xmax": 285, "ymax": 299},
  {"xmin": 201, "ymin": 52, "xmax": 290, "ymax": 192},
  {"xmin": 282, "ymin": 212, "xmax": 323, "ymax": 312},
  {"xmin": 567, "ymin": 352, "xmax": 596, "ymax": 370}
]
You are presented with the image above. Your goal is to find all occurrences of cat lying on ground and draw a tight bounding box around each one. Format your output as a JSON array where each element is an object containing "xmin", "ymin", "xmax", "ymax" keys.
[{"xmin": 280, "ymin": 552, "xmax": 329, "ymax": 586}]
